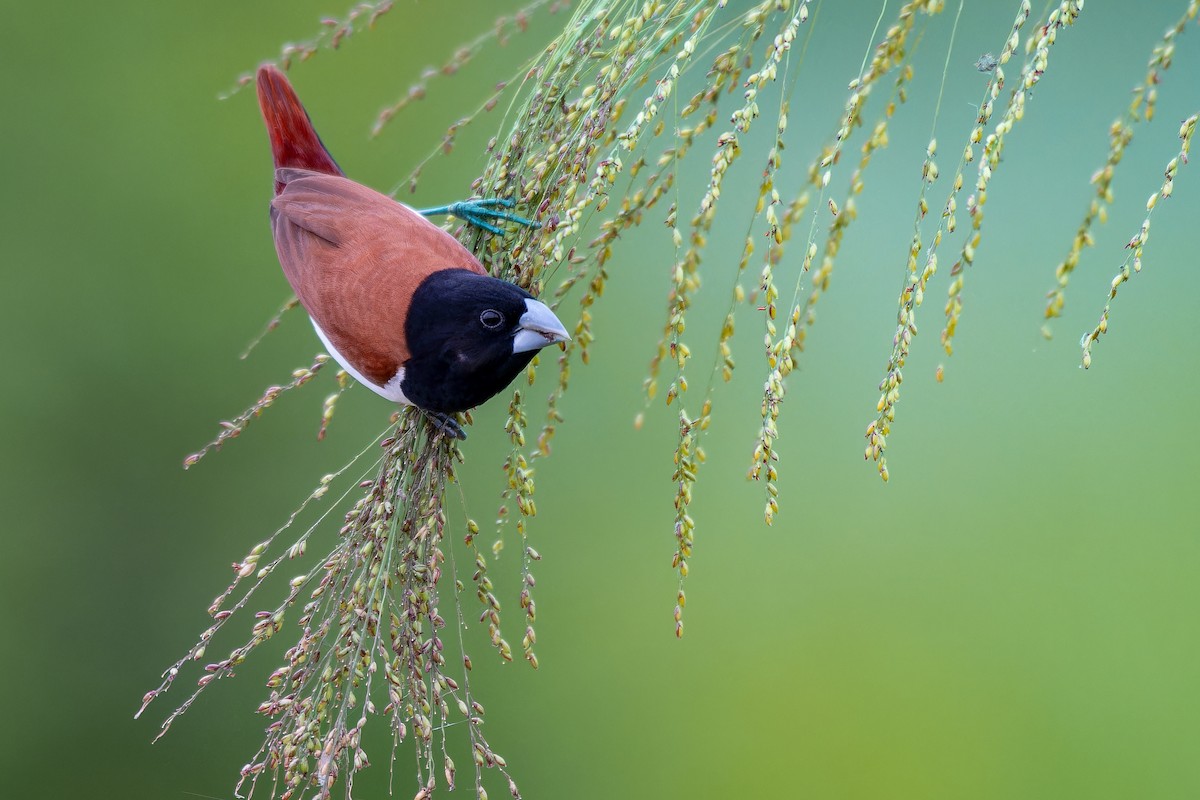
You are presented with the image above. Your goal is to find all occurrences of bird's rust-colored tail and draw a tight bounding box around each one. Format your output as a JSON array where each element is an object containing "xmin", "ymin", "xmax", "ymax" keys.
[{"xmin": 256, "ymin": 65, "xmax": 342, "ymax": 195}]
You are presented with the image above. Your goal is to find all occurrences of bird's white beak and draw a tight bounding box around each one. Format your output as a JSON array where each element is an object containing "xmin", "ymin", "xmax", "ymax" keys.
[{"xmin": 512, "ymin": 298, "xmax": 571, "ymax": 354}]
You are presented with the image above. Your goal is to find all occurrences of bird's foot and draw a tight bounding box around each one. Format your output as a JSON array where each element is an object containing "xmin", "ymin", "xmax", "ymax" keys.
[
  {"xmin": 424, "ymin": 410, "xmax": 467, "ymax": 440},
  {"xmin": 418, "ymin": 198, "xmax": 539, "ymax": 236}
]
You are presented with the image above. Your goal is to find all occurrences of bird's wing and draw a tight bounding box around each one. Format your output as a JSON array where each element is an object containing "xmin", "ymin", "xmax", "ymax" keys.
[{"xmin": 270, "ymin": 169, "xmax": 486, "ymax": 385}]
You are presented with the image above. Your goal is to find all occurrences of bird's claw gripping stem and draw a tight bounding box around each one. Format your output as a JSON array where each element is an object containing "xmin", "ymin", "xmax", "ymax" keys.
[
  {"xmin": 418, "ymin": 198, "xmax": 540, "ymax": 236},
  {"xmin": 424, "ymin": 410, "xmax": 467, "ymax": 440}
]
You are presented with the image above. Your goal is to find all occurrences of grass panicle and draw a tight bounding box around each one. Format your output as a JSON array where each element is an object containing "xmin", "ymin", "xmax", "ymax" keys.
[
  {"xmin": 939, "ymin": 0, "xmax": 1080, "ymax": 356},
  {"xmin": 864, "ymin": 0, "xmax": 1032, "ymax": 481},
  {"xmin": 145, "ymin": 412, "xmax": 520, "ymax": 800},
  {"xmin": 220, "ymin": 2, "xmax": 398, "ymax": 100},
  {"xmin": 183, "ymin": 353, "xmax": 330, "ymax": 470},
  {"xmin": 1043, "ymin": 0, "xmax": 1199, "ymax": 331},
  {"xmin": 763, "ymin": 0, "xmax": 942, "ymax": 493},
  {"xmin": 1080, "ymin": 112, "xmax": 1197, "ymax": 369}
]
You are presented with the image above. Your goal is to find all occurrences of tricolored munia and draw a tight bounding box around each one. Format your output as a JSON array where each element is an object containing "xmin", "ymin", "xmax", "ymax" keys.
[{"xmin": 256, "ymin": 65, "xmax": 569, "ymax": 438}]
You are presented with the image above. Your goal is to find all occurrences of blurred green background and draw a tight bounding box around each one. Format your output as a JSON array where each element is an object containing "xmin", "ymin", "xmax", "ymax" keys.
[{"xmin": 2, "ymin": 1, "xmax": 1197, "ymax": 798}]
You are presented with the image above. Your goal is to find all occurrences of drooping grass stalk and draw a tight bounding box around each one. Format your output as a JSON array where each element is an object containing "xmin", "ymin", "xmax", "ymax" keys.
[
  {"xmin": 1081, "ymin": 112, "xmax": 1197, "ymax": 368},
  {"xmin": 466, "ymin": 0, "xmax": 819, "ymax": 634},
  {"xmin": 762, "ymin": 0, "xmax": 942, "ymax": 492},
  {"xmin": 863, "ymin": 0, "xmax": 1025, "ymax": 481},
  {"xmin": 146, "ymin": 414, "xmax": 523, "ymax": 799},
  {"xmin": 868, "ymin": 0, "xmax": 1080, "ymax": 481},
  {"xmin": 939, "ymin": 1, "xmax": 1084, "ymax": 357},
  {"xmin": 182, "ymin": 353, "xmax": 331, "ymax": 469},
  {"xmin": 1044, "ymin": 0, "xmax": 1199, "ymax": 331},
  {"xmin": 219, "ymin": 2, "xmax": 398, "ymax": 99}
]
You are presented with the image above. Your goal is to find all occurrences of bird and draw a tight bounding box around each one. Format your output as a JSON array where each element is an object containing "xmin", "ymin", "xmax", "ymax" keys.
[{"xmin": 255, "ymin": 65, "xmax": 569, "ymax": 437}]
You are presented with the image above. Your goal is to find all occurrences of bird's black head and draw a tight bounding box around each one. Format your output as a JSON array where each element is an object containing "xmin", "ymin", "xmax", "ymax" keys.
[{"xmin": 401, "ymin": 269, "xmax": 570, "ymax": 413}]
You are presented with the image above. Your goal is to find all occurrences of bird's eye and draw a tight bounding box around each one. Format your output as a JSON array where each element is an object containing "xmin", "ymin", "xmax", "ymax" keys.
[{"xmin": 479, "ymin": 309, "xmax": 505, "ymax": 329}]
